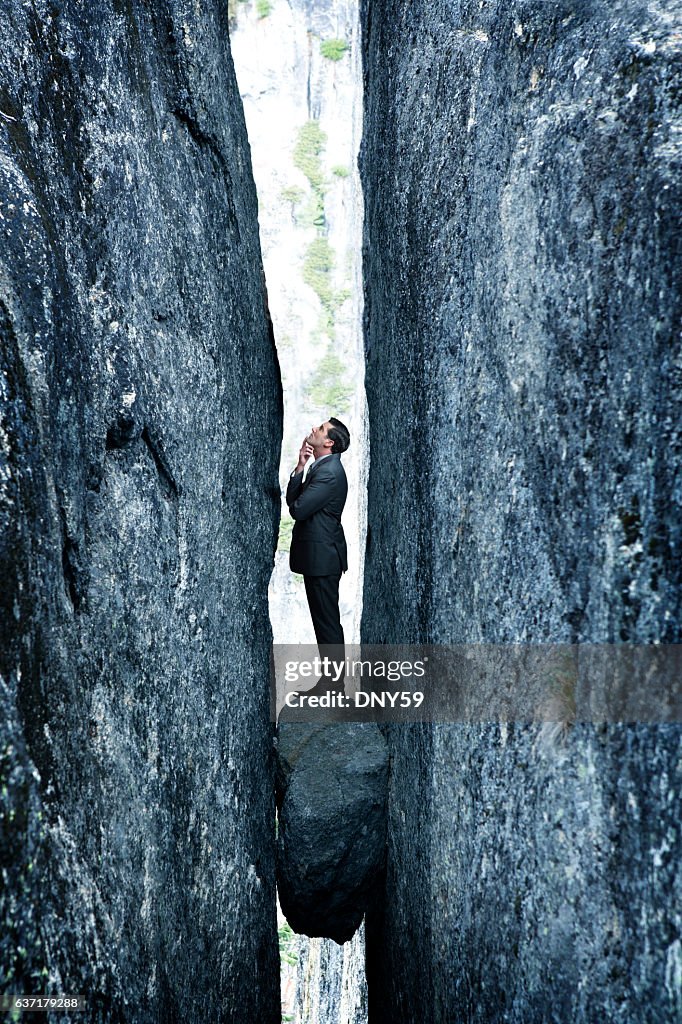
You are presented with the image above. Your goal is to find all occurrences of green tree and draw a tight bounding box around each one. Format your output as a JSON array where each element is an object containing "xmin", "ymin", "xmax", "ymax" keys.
[
  {"xmin": 293, "ymin": 120, "xmax": 327, "ymax": 194},
  {"xmin": 302, "ymin": 237, "xmax": 335, "ymax": 313},
  {"xmin": 320, "ymin": 38, "xmax": 349, "ymax": 61},
  {"xmin": 277, "ymin": 516, "xmax": 294, "ymax": 553},
  {"xmin": 305, "ymin": 347, "xmax": 353, "ymax": 415},
  {"xmin": 280, "ymin": 185, "xmax": 304, "ymax": 206}
]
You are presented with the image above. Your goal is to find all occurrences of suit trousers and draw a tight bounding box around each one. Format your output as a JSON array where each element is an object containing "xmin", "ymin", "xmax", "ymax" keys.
[{"xmin": 303, "ymin": 573, "xmax": 345, "ymax": 687}]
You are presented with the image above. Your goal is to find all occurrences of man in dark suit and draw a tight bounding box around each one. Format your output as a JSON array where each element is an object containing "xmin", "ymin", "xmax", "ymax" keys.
[{"xmin": 286, "ymin": 418, "xmax": 350, "ymax": 693}]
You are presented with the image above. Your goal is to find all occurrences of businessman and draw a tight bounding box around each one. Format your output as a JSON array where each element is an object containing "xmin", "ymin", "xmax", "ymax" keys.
[{"xmin": 286, "ymin": 418, "xmax": 350, "ymax": 694}]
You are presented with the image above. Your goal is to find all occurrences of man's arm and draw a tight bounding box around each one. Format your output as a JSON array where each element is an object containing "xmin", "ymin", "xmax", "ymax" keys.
[
  {"xmin": 286, "ymin": 435, "xmax": 314, "ymax": 506},
  {"xmin": 285, "ymin": 468, "xmax": 304, "ymax": 506},
  {"xmin": 287, "ymin": 467, "xmax": 336, "ymax": 522}
]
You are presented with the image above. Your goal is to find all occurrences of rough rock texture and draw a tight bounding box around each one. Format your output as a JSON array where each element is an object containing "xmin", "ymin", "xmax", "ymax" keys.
[
  {"xmin": 0, "ymin": 3, "xmax": 281, "ymax": 1021},
  {"xmin": 275, "ymin": 723, "xmax": 388, "ymax": 943},
  {"xmin": 360, "ymin": 2, "xmax": 681, "ymax": 1021}
]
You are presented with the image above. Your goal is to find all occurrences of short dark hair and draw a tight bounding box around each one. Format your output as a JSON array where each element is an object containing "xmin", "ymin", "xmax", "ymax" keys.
[{"xmin": 328, "ymin": 417, "xmax": 350, "ymax": 454}]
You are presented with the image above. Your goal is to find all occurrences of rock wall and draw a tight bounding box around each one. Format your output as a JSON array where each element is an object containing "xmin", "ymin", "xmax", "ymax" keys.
[
  {"xmin": 360, "ymin": 1, "xmax": 681, "ymax": 1021},
  {"xmin": 0, "ymin": 3, "xmax": 281, "ymax": 1021}
]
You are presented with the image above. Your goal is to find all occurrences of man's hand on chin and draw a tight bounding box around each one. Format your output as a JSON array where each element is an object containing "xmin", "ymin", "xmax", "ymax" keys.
[{"xmin": 295, "ymin": 438, "xmax": 314, "ymax": 474}]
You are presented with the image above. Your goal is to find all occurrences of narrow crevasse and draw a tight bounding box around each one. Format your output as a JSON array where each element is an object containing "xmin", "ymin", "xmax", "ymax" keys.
[
  {"xmin": 230, "ymin": 0, "xmax": 368, "ymax": 647},
  {"xmin": 230, "ymin": 1, "xmax": 371, "ymax": 1021}
]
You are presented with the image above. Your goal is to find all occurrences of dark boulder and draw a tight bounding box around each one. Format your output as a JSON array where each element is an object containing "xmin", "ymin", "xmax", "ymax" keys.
[{"xmin": 275, "ymin": 722, "xmax": 389, "ymax": 944}]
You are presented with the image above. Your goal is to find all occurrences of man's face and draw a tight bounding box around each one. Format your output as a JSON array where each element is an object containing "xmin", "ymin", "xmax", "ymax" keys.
[{"xmin": 307, "ymin": 421, "xmax": 333, "ymax": 452}]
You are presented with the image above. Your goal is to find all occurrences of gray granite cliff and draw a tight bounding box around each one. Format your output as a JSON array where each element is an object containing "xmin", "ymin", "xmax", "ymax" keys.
[
  {"xmin": 0, "ymin": 3, "xmax": 281, "ymax": 1021},
  {"xmin": 3, "ymin": 1, "xmax": 681, "ymax": 1020},
  {"xmin": 360, "ymin": 1, "xmax": 681, "ymax": 1021}
]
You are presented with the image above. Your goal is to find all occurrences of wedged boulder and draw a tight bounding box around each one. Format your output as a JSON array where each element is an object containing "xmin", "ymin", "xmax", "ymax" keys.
[{"xmin": 275, "ymin": 722, "xmax": 389, "ymax": 944}]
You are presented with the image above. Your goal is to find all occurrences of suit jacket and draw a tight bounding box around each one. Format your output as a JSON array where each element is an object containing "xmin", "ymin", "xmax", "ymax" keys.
[{"xmin": 286, "ymin": 453, "xmax": 348, "ymax": 576}]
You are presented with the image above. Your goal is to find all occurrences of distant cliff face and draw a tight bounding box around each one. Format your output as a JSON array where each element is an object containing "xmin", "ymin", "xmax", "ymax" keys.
[
  {"xmin": 360, "ymin": 1, "xmax": 681, "ymax": 1021},
  {"xmin": 0, "ymin": 3, "xmax": 281, "ymax": 1021},
  {"xmin": 230, "ymin": 0, "xmax": 367, "ymax": 649}
]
